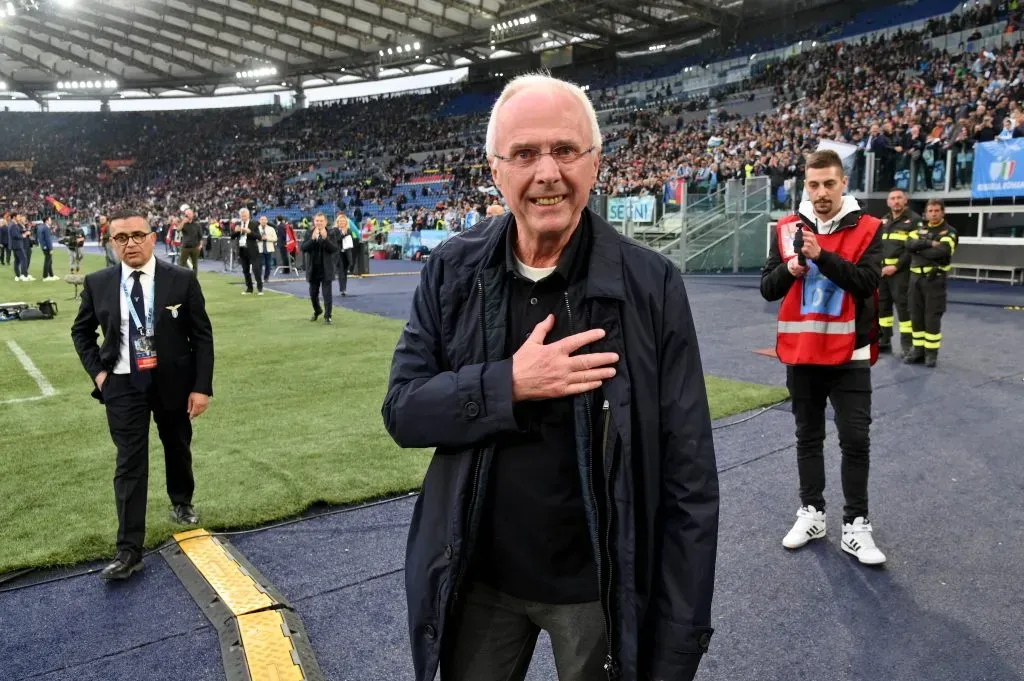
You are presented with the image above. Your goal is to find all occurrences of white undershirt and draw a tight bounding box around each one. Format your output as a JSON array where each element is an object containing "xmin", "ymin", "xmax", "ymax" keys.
[
  {"xmin": 514, "ymin": 256, "xmax": 556, "ymax": 282},
  {"xmin": 114, "ymin": 256, "xmax": 157, "ymax": 374}
]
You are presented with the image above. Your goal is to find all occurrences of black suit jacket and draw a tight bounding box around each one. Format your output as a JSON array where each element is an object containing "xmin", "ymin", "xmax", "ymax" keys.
[
  {"xmin": 301, "ymin": 229, "xmax": 339, "ymax": 282},
  {"xmin": 231, "ymin": 220, "xmax": 262, "ymax": 258},
  {"xmin": 71, "ymin": 258, "xmax": 215, "ymax": 408}
]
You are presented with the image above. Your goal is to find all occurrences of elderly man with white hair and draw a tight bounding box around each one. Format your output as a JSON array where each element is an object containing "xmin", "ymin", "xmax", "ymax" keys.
[{"xmin": 383, "ymin": 73, "xmax": 719, "ymax": 681}]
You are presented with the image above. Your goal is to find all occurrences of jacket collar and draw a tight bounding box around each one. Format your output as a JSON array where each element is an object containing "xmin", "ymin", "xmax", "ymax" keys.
[
  {"xmin": 798, "ymin": 195, "xmax": 863, "ymax": 234},
  {"xmin": 483, "ymin": 207, "xmax": 625, "ymax": 301}
]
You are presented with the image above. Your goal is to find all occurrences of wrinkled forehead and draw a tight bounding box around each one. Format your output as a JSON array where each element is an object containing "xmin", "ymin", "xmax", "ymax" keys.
[{"xmin": 494, "ymin": 88, "xmax": 593, "ymax": 151}]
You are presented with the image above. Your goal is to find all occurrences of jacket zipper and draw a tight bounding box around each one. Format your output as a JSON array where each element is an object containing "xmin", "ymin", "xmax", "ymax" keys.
[
  {"xmin": 455, "ymin": 278, "xmax": 488, "ymax": 604},
  {"xmin": 601, "ymin": 398, "xmax": 619, "ymax": 680},
  {"xmin": 563, "ymin": 292, "xmax": 618, "ymax": 679}
]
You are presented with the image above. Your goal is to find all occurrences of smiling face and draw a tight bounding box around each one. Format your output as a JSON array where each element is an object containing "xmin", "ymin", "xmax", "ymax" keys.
[{"xmin": 488, "ymin": 86, "xmax": 600, "ymax": 240}]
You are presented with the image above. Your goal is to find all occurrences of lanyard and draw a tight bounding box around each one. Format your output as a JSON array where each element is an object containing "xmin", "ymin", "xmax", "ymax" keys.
[{"xmin": 121, "ymin": 274, "xmax": 155, "ymax": 337}]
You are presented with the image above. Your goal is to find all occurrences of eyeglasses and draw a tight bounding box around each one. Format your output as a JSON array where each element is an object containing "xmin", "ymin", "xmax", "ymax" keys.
[
  {"xmin": 493, "ymin": 145, "xmax": 596, "ymax": 169},
  {"xmin": 111, "ymin": 232, "xmax": 152, "ymax": 245}
]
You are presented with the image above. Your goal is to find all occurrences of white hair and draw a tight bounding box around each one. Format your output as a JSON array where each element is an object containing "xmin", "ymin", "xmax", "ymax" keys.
[{"xmin": 485, "ymin": 73, "xmax": 602, "ymax": 157}]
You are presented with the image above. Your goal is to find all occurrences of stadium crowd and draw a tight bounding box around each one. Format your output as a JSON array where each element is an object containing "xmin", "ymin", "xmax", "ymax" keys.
[{"xmin": 1, "ymin": 2, "xmax": 1021, "ymax": 239}]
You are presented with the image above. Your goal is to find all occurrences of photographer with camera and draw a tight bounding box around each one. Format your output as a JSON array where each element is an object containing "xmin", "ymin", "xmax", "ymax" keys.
[
  {"xmin": 64, "ymin": 221, "xmax": 86, "ymax": 274},
  {"xmin": 300, "ymin": 212, "xmax": 339, "ymax": 325}
]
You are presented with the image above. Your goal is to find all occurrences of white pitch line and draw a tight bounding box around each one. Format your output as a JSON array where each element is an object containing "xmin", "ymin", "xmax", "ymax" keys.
[{"xmin": 1, "ymin": 340, "xmax": 58, "ymax": 405}]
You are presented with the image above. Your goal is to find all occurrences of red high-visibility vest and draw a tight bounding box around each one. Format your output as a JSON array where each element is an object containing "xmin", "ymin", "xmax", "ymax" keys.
[{"xmin": 775, "ymin": 213, "xmax": 881, "ymax": 366}]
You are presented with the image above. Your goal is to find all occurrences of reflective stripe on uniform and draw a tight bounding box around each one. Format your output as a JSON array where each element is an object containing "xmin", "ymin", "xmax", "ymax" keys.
[
  {"xmin": 882, "ymin": 232, "xmax": 909, "ymax": 240},
  {"xmin": 883, "ymin": 257, "xmax": 900, "ymax": 265},
  {"xmin": 911, "ymin": 265, "xmax": 952, "ymax": 274},
  {"xmin": 879, "ymin": 316, "xmax": 894, "ymax": 328},
  {"xmin": 940, "ymin": 235, "xmax": 957, "ymax": 254},
  {"xmin": 778, "ymin": 320, "xmax": 857, "ymax": 334},
  {"xmin": 899, "ymin": 320, "xmax": 913, "ymax": 333},
  {"xmin": 913, "ymin": 330, "xmax": 927, "ymax": 347}
]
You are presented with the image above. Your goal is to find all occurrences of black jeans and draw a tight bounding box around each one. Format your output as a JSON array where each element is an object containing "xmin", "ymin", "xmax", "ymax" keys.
[{"xmin": 787, "ymin": 365, "xmax": 872, "ymax": 523}]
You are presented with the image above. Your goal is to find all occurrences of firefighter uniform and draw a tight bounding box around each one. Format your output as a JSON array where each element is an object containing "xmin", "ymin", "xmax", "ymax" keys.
[
  {"xmin": 877, "ymin": 209, "xmax": 919, "ymax": 356},
  {"xmin": 905, "ymin": 219, "xmax": 958, "ymax": 367}
]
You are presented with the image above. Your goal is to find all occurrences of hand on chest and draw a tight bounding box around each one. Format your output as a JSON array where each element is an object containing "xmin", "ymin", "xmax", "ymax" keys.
[{"xmin": 508, "ymin": 276, "xmax": 576, "ymax": 349}]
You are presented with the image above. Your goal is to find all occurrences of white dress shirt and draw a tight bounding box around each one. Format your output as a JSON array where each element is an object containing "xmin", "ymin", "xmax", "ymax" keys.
[{"xmin": 113, "ymin": 256, "xmax": 157, "ymax": 374}]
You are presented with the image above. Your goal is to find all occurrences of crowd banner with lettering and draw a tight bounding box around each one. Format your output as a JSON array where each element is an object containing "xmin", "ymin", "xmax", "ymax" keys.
[
  {"xmin": 607, "ymin": 196, "xmax": 657, "ymax": 224},
  {"xmin": 0, "ymin": 160, "xmax": 34, "ymax": 173},
  {"xmin": 972, "ymin": 139, "xmax": 1024, "ymax": 198},
  {"xmin": 101, "ymin": 159, "xmax": 136, "ymax": 171}
]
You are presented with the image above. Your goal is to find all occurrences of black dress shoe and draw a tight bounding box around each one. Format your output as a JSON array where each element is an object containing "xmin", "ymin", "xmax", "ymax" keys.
[
  {"xmin": 100, "ymin": 551, "xmax": 143, "ymax": 581},
  {"xmin": 310, "ymin": 311, "xmax": 321, "ymax": 322},
  {"xmin": 324, "ymin": 317, "xmax": 333, "ymax": 325},
  {"xmin": 172, "ymin": 503, "xmax": 199, "ymax": 525}
]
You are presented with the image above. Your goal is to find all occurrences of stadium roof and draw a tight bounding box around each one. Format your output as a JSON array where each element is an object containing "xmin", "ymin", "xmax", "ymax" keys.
[{"xmin": 0, "ymin": 0, "xmax": 751, "ymax": 101}]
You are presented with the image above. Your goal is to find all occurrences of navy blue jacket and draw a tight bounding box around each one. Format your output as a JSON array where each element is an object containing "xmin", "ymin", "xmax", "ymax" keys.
[
  {"xmin": 8, "ymin": 222, "xmax": 26, "ymax": 250},
  {"xmin": 382, "ymin": 209, "xmax": 718, "ymax": 681},
  {"xmin": 36, "ymin": 224, "xmax": 55, "ymax": 251},
  {"xmin": 0, "ymin": 223, "xmax": 9, "ymax": 247}
]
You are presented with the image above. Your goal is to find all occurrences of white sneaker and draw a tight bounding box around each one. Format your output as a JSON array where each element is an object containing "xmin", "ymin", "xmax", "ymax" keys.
[
  {"xmin": 24, "ymin": 275, "xmax": 35, "ymax": 281},
  {"xmin": 782, "ymin": 506, "xmax": 827, "ymax": 549},
  {"xmin": 241, "ymin": 290, "xmax": 251, "ymax": 295},
  {"xmin": 257, "ymin": 291, "xmax": 264, "ymax": 296},
  {"xmin": 842, "ymin": 518, "xmax": 886, "ymax": 565}
]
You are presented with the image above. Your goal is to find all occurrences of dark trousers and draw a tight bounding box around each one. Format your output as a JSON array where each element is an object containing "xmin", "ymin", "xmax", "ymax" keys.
[
  {"xmin": 12, "ymin": 247, "xmax": 27, "ymax": 277},
  {"xmin": 909, "ymin": 273, "xmax": 947, "ymax": 353},
  {"xmin": 337, "ymin": 250, "xmax": 350, "ymax": 293},
  {"xmin": 239, "ymin": 248, "xmax": 263, "ymax": 292},
  {"xmin": 278, "ymin": 246, "xmax": 290, "ymax": 273},
  {"xmin": 41, "ymin": 249, "xmax": 54, "ymax": 279},
  {"xmin": 441, "ymin": 582, "xmax": 606, "ymax": 681},
  {"xmin": 0, "ymin": 244, "xmax": 8, "ymax": 265},
  {"xmin": 262, "ymin": 251, "xmax": 274, "ymax": 280},
  {"xmin": 102, "ymin": 374, "xmax": 194, "ymax": 554},
  {"xmin": 878, "ymin": 269, "xmax": 911, "ymax": 348},
  {"xmin": 180, "ymin": 247, "xmax": 200, "ymax": 274},
  {"xmin": 787, "ymin": 365, "xmax": 872, "ymax": 523},
  {"xmin": 309, "ymin": 278, "xmax": 332, "ymax": 318}
]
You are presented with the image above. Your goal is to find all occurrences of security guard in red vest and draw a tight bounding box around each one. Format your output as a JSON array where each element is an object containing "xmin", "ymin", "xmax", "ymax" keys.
[
  {"xmin": 904, "ymin": 199, "xmax": 957, "ymax": 368},
  {"xmin": 760, "ymin": 150, "xmax": 887, "ymax": 566},
  {"xmin": 877, "ymin": 189, "xmax": 919, "ymax": 357}
]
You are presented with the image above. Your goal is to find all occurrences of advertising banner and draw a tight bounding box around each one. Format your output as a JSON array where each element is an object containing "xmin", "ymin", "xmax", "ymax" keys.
[
  {"xmin": 607, "ymin": 196, "xmax": 657, "ymax": 224},
  {"xmin": 972, "ymin": 139, "xmax": 1024, "ymax": 198}
]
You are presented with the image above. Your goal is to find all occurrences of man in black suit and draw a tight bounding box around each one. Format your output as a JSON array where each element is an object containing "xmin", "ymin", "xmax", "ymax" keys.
[
  {"xmin": 232, "ymin": 207, "xmax": 263, "ymax": 295},
  {"xmin": 71, "ymin": 209, "xmax": 215, "ymax": 581},
  {"xmin": 301, "ymin": 212, "xmax": 338, "ymax": 325}
]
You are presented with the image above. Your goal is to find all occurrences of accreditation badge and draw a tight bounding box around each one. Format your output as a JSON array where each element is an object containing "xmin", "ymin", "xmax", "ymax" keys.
[{"xmin": 134, "ymin": 333, "xmax": 158, "ymax": 370}]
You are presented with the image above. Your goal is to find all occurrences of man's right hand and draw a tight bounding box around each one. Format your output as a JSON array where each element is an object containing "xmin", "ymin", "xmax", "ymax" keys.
[
  {"xmin": 512, "ymin": 315, "xmax": 618, "ymax": 402},
  {"xmin": 881, "ymin": 265, "xmax": 898, "ymax": 277},
  {"xmin": 787, "ymin": 257, "xmax": 808, "ymax": 278},
  {"xmin": 95, "ymin": 371, "xmax": 108, "ymax": 391}
]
